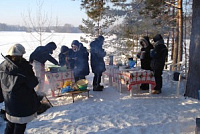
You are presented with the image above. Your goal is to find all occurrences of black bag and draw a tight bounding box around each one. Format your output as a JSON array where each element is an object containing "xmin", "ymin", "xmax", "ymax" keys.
[{"xmin": 173, "ymin": 72, "xmax": 180, "ymax": 81}]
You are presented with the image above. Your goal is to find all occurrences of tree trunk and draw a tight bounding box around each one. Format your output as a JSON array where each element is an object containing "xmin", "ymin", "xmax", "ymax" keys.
[
  {"xmin": 172, "ymin": 10, "xmax": 179, "ymax": 71},
  {"xmin": 177, "ymin": 0, "xmax": 183, "ymax": 70},
  {"xmin": 185, "ymin": 0, "xmax": 200, "ymax": 99}
]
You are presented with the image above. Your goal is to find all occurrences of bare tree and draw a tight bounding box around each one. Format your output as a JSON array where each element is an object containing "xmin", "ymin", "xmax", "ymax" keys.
[{"xmin": 22, "ymin": 0, "xmax": 58, "ymax": 46}]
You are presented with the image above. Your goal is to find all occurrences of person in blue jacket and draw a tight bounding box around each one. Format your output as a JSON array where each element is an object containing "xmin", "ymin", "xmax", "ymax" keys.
[
  {"xmin": 29, "ymin": 42, "xmax": 58, "ymax": 92},
  {"xmin": 90, "ymin": 35, "xmax": 106, "ymax": 91},
  {"xmin": 59, "ymin": 45, "xmax": 69, "ymax": 67},
  {"xmin": 0, "ymin": 44, "xmax": 40, "ymax": 134},
  {"xmin": 59, "ymin": 45, "xmax": 75, "ymax": 69},
  {"xmin": 71, "ymin": 40, "xmax": 90, "ymax": 82}
]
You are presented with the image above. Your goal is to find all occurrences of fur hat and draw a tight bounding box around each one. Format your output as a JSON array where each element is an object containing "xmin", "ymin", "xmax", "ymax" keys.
[
  {"xmin": 139, "ymin": 36, "xmax": 150, "ymax": 48},
  {"xmin": 7, "ymin": 44, "xmax": 26, "ymax": 56}
]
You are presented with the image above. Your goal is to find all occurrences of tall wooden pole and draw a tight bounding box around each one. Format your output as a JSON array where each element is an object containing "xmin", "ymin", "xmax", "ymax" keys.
[{"xmin": 177, "ymin": 0, "xmax": 183, "ymax": 70}]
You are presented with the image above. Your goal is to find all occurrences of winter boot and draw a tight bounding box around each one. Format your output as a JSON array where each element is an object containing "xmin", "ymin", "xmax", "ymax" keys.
[
  {"xmin": 98, "ymin": 85, "xmax": 104, "ymax": 89},
  {"xmin": 93, "ymin": 86, "xmax": 103, "ymax": 91}
]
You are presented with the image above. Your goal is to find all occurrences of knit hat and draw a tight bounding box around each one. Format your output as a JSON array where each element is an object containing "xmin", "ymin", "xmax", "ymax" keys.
[{"xmin": 7, "ymin": 44, "xmax": 26, "ymax": 56}]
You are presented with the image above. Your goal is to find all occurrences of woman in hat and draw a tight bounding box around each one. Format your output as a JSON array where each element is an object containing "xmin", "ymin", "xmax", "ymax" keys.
[{"xmin": 0, "ymin": 44, "xmax": 40, "ymax": 134}]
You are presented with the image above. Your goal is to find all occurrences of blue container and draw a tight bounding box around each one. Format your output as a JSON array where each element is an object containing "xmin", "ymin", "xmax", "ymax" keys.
[{"xmin": 128, "ymin": 58, "xmax": 135, "ymax": 69}]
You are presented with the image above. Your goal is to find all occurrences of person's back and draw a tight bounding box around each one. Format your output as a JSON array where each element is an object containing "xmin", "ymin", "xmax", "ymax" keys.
[
  {"xmin": 90, "ymin": 35, "xmax": 106, "ymax": 91},
  {"xmin": 29, "ymin": 42, "xmax": 58, "ymax": 65},
  {"xmin": 150, "ymin": 34, "xmax": 168, "ymax": 71},
  {"xmin": 0, "ymin": 44, "xmax": 40, "ymax": 134},
  {"xmin": 90, "ymin": 38, "xmax": 106, "ymax": 74},
  {"xmin": 150, "ymin": 34, "xmax": 168, "ymax": 94}
]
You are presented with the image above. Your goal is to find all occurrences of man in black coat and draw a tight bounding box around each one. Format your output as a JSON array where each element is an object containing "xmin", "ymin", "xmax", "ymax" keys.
[
  {"xmin": 90, "ymin": 35, "xmax": 106, "ymax": 91},
  {"xmin": 150, "ymin": 34, "xmax": 168, "ymax": 94}
]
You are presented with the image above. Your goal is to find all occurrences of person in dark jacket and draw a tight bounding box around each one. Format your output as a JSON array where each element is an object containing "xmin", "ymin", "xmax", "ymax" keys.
[
  {"xmin": 137, "ymin": 36, "xmax": 154, "ymax": 90},
  {"xmin": 150, "ymin": 34, "xmax": 168, "ymax": 94},
  {"xmin": 0, "ymin": 44, "xmax": 40, "ymax": 134},
  {"xmin": 71, "ymin": 40, "xmax": 90, "ymax": 82},
  {"xmin": 67, "ymin": 48, "xmax": 75, "ymax": 69},
  {"xmin": 58, "ymin": 45, "xmax": 70, "ymax": 68},
  {"xmin": 29, "ymin": 42, "xmax": 58, "ymax": 92},
  {"xmin": 90, "ymin": 35, "xmax": 106, "ymax": 91}
]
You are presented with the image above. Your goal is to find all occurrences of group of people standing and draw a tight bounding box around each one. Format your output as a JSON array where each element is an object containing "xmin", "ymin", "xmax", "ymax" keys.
[
  {"xmin": 0, "ymin": 33, "xmax": 167, "ymax": 133},
  {"xmin": 137, "ymin": 34, "xmax": 168, "ymax": 94},
  {"xmin": 58, "ymin": 35, "xmax": 106, "ymax": 91},
  {"xmin": 0, "ymin": 35, "xmax": 106, "ymax": 133}
]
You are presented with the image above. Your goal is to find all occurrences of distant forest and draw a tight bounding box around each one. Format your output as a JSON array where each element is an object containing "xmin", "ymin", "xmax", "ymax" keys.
[{"xmin": 0, "ymin": 23, "xmax": 82, "ymax": 33}]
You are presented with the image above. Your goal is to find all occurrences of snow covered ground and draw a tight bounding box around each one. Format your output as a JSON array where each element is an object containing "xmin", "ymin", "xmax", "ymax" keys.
[{"xmin": 0, "ymin": 32, "xmax": 199, "ymax": 134}]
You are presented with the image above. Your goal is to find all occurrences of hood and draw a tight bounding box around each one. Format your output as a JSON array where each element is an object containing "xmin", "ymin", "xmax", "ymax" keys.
[
  {"xmin": 45, "ymin": 42, "xmax": 57, "ymax": 50},
  {"xmin": 0, "ymin": 56, "xmax": 19, "ymax": 75},
  {"xmin": 97, "ymin": 35, "xmax": 104, "ymax": 46},
  {"xmin": 45, "ymin": 42, "xmax": 57, "ymax": 54},
  {"xmin": 60, "ymin": 46, "xmax": 69, "ymax": 53},
  {"xmin": 71, "ymin": 40, "xmax": 80, "ymax": 47},
  {"xmin": 153, "ymin": 34, "xmax": 163, "ymax": 42}
]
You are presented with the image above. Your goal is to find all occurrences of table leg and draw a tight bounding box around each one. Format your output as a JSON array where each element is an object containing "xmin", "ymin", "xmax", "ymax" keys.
[
  {"xmin": 109, "ymin": 76, "xmax": 113, "ymax": 87},
  {"xmin": 102, "ymin": 74, "xmax": 105, "ymax": 84},
  {"xmin": 51, "ymin": 90, "xmax": 55, "ymax": 97},
  {"xmin": 87, "ymin": 90, "xmax": 89, "ymax": 98},
  {"xmin": 130, "ymin": 85, "xmax": 133, "ymax": 97},
  {"xmin": 72, "ymin": 93, "xmax": 75, "ymax": 103},
  {"xmin": 176, "ymin": 74, "xmax": 181, "ymax": 97},
  {"xmin": 149, "ymin": 84, "xmax": 152, "ymax": 94}
]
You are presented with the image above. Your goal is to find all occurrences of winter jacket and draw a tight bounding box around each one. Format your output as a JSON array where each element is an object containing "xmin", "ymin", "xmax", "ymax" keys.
[
  {"xmin": 68, "ymin": 49, "xmax": 75, "ymax": 69},
  {"xmin": 59, "ymin": 46, "xmax": 69, "ymax": 67},
  {"xmin": 29, "ymin": 42, "xmax": 58, "ymax": 65},
  {"xmin": 72, "ymin": 45, "xmax": 90, "ymax": 77},
  {"xmin": 0, "ymin": 56, "xmax": 40, "ymax": 117},
  {"xmin": 150, "ymin": 35, "xmax": 168, "ymax": 71},
  {"xmin": 138, "ymin": 36, "xmax": 154, "ymax": 70},
  {"xmin": 90, "ymin": 39, "xmax": 106, "ymax": 74}
]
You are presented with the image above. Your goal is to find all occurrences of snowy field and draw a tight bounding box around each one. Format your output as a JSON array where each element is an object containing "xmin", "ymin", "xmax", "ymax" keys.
[{"xmin": 0, "ymin": 32, "xmax": 199, "ymax": 134}]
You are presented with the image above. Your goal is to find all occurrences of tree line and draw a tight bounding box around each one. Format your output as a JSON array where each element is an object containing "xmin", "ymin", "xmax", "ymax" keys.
[{"xmin": 0, "ymin": 23, "xmax": 81, "ymax": 33}]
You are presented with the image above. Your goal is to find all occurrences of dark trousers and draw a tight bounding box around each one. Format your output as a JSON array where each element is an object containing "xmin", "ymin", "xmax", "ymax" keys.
[
  {"xmin": 153, "ymin": 69, "xmax": 163, "ymax": 91},
  {"xmin": 5, "ymin": 121, "xmax": 27, "ymax": 134},
  {"xmin": 74, "ymin": 76, "xmax": 86, "ymax": 82},
  {"xmin": 92, "ymin": 73, "xmax": 102, "ymax": 87}
]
